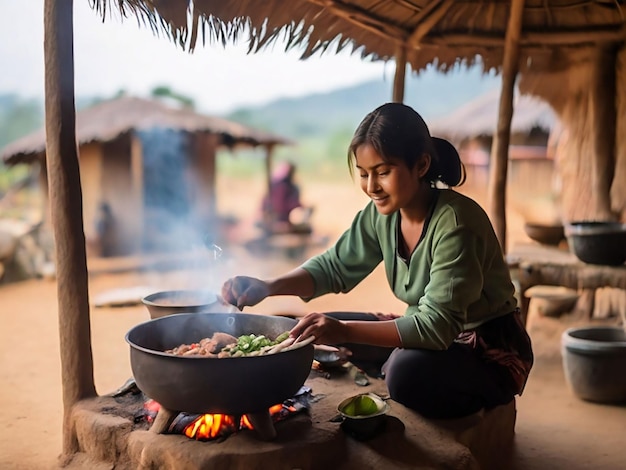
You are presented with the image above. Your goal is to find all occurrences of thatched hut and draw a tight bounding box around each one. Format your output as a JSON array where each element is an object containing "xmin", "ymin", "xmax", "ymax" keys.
[
  {"xmin": 38, "ymin": 0, "xmax": 626, "ymax": 464},
  {"xmin": 429, "ymin": 89, "xmax": 559, "ymax": 195},
  {"xmin": 1, "ymin": 96, "xmax": 291, "ymax": 257}
]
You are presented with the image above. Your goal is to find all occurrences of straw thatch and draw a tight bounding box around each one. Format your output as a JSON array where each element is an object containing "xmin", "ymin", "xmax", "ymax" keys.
[
  {"xmin": 1, "ymin": 96, "xmax": 291, "ymax": 165},
  {"xmin": 91, "ymin": 0, "xmax": 626, "ymax": 75},
  {"xmin": 429, "ymin": 88, "xmax": 558, "ymax": 141}
]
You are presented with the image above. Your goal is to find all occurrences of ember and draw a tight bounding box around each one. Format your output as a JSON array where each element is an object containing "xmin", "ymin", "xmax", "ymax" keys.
[{"xmin": 146, "ymin": 386, "xmax": 312, "ymax": 441}]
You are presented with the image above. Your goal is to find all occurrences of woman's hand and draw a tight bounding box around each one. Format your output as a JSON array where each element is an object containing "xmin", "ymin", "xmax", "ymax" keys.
[
  {"xmin": 290, "ymin": 312, "xmax": 349, "ymax": 345},
  {"xmin": 221, "ymin": 276, "xmax": 269, "ymax": 310}
]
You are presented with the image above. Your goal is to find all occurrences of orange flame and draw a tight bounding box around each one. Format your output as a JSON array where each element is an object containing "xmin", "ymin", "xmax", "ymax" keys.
[
  {"xmin": 184, "ymin": 413, "xmax": 239, "ymax": 439},
  {"xmin": 185, "ymin": 403, "xmax": 298, "ymax": 440}
]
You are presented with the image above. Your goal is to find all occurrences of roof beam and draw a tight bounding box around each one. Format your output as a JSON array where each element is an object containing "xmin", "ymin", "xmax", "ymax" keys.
[
  {"xmin": 305, "ymin": 1, "xmax": 624, "ymax": 49},
  {"xmin": 306, "ymin": 0, "xmax": 407, "ymax": 42},
  {"xmin": 422, "ymin": 26, "xmax": 626, "ymax": 48},
  {"xmin": 407, "ymin": 0, "xmax": 455, "ymax": 47}
]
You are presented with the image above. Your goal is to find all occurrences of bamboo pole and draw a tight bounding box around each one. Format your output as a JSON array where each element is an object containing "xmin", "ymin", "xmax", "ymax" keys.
[
  {"xmin": 44, "ymin": 0, "xmax": 97, "ymax": 460},
  {"xmin": 393, "ymin": 43, "xmax": 407, "ymax": 103},
  {"xmin": 488, "ymin": 0, "xmax": 525, "ymax": 252}
]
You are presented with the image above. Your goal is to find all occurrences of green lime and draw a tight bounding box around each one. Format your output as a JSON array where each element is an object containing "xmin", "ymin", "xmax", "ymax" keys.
[
  {"xmin": 341, "ymin": 395, "xmax": 379, "ymax": 417},
  {"xmin": 353, "ymin": 395, "xmax": 379, "ymax": 416},
  {"xmin": 342, "ymin": 401, "xmax": 357, "ymax": 416}
]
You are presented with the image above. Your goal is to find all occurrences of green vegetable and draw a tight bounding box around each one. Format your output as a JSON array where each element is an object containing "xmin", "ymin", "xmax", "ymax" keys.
[
  {"xmin": 221, "ymin": 331, "xmax": 291, "ymax": 357},
  {"xmin": 275, "ymin": 331, "xmax": 290, "ymax": 343}
]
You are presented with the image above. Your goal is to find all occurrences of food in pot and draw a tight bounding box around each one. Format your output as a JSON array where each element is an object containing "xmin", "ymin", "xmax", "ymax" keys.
[{"xmin": 166, "ymin": 331, "xmax": 291, "ymax": 358}]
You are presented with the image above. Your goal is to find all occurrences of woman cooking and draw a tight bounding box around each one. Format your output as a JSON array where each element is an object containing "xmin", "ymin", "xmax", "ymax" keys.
[{"xmin": 221, "ymin": 102, "xmax": 533, "ymax": 420}]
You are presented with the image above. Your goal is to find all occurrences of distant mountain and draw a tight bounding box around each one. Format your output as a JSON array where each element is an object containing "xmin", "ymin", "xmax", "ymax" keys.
[
  {"xmin": 225, "ymin": 67, "xmax": 501, "ymax": 140},
  {"xmin": 0, "ymin": 67, "xmax": 501, "ymax": 156}
]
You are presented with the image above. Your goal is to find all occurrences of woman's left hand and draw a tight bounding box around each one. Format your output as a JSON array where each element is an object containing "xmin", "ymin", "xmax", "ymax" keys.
[{"xmin": 290, "ymin": 312, "xmax": 349, "ymax": 345}]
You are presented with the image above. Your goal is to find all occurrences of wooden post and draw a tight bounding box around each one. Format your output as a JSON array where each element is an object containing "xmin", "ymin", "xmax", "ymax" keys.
[
  {"xmin": 44, "ymin": 0, "xmax": 97, "ymax": 461},
  {"xmin": 590, "ymin": 46, "xmax": 617, "ymax": 219},
  {"xmin": 265, "ymin": 143, "xmax": 275, "ymax": 206},
  {"xmin": 488, "ymin": 0, "xmax": 525, "ymax": 252},
  {"xmin": 393, "ymin": 43, "xmax": 407, "ymax": 103},
  {"xmin": 130, "ymin": 132, "xmax": 144, "ymax": 254}
]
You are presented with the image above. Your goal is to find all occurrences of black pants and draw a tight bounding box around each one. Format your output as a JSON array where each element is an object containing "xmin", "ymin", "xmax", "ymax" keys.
[{"xmin": 327, "ymin": 312, "xmax": 515, "ymax": 420}]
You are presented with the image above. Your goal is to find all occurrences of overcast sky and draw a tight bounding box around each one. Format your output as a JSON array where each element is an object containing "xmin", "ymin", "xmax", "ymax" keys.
[{"xmin": 0, "ymin": 1, "xmax": 398, "ymax": 114}]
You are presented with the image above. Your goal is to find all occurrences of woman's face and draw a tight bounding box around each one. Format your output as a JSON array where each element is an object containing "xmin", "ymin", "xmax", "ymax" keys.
[{"xmin": 355, "ymin": 143, "xmax": 428, "ymax": 216}]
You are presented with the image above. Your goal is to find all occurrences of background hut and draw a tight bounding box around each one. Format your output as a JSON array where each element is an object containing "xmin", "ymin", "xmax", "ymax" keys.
[
  {"xmin": 1, "ymin": 96, "xmax": 291, "ymax": 257},
  {"xmin": 430, "ymin": 88, "xmax": 559, "ymax": 198}
]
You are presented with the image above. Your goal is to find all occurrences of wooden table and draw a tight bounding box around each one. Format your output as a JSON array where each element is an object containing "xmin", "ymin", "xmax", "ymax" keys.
[{"xmin": 507, "ymin": 243, "xmax": 626, "ymax": 324}]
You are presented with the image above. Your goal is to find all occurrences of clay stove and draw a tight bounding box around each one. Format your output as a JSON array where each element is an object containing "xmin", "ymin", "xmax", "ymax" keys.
[
  {"xmin": 68, "ymin": 369, "xmax": 517, "ymax": 470},
  {"xmin": 141, "ymin": 385, "xmax": 312, "ymax": 441}
]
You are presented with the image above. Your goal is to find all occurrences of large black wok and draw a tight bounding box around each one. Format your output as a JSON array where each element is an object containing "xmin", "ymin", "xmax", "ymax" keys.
[{"xmin": 125, "ymin": 313, "xmax": 314, "ymax": 415}]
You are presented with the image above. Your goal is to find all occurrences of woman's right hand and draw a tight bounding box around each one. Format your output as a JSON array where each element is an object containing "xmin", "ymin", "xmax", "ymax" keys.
[{"xmin": 221, "ymin": 276, "xmax": 269, "ymax": 310}]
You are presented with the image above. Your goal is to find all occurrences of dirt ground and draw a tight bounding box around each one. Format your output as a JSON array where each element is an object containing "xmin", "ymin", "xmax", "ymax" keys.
[{"xmin": 1, "ymin": 176, "xmax": 625, "ymax": 469}]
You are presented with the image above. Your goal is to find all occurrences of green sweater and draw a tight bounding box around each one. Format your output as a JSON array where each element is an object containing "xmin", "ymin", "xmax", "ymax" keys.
[{"xmin": 300, "ymin": 189, "xmax": 517, "ymax": 350}]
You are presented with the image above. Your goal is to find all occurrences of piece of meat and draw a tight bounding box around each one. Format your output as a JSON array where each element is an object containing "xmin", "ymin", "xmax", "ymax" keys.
[{"xmin": 202, "ymin": 332, "xmax": 238, "ymax": 353}]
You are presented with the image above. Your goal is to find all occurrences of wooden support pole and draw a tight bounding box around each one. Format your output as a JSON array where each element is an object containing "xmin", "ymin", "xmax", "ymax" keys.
[
  {"xmin": 130, "ymin": 132, "xmax": 144, "ymax": 253},
  {"xmin": 488, "ymin": 0, "xmax": 525, "ymax": 253},
  {"xmin": 203, "ymin": 133, "xmax": 220, "ymax": 222},
  {"xmin": 265, "ymin": 144, "xmax": 275, "ymax": 205},
  {"xmin": 393, "ymin": 44, "xmax": 407, "ymax": 103},
  {"xmin": 590, "ymin": 46, "xmax": 617, "ymax": 219},
  {"xmin": 44, "ymin": 0, "xmax": 97, "ymax": 460}
]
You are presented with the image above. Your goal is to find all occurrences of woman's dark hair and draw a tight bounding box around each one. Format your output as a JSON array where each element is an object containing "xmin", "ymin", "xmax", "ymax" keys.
[{"xmin": 348, "ymin": 102, "xmax": 465, "ymax": 187}]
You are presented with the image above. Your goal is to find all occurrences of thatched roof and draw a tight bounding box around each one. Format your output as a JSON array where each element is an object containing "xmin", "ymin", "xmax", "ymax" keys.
[
  {"xmin": 1, "ymin": 96, "xmax": 291, "ymax": 165},
  {"xmin": 91, "ymin": 0, "xmax": 626, "ymax": 75},
  {"xmin": 429, "ymin": 88, "xmax": 558, "ymax": 141}
]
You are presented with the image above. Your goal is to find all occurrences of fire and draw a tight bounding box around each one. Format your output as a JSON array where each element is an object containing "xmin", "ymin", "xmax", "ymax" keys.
[
  {"xmin": 186, "ymin": 403, "xmax": 298, "ymax": 440},
  {"xmin": 184, "ymin": 413, "xmax": 239, "ymax": 439},
  {"xmin": 142, "ymin": 386, "xmax": 311, "ymax": 441}
]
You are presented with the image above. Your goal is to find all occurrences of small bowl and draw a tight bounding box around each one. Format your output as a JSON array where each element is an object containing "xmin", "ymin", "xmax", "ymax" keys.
[
  {"xmin": 141, "ymin": 289, "xmax": 219, "ymax": 319},
  {"xmin": 524, "ymin": 285, "xmax": 579, "ymax": 317},
  {"xmin": 337, "ymin": 393, "xmax": 389, "ymax": 440},
  {"xmin": 524, "ymin": 222, "xmax": 565, "ymax": 246}
]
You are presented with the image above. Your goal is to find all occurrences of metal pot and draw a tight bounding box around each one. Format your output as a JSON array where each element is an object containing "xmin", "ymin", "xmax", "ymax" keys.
[
  {"xmin": 125, "ymin": 313, "xmax": 314, "ymax": 414},
  {"xmin": 141, "ymin": 290, "xmax": 221, "ymax": 319}
]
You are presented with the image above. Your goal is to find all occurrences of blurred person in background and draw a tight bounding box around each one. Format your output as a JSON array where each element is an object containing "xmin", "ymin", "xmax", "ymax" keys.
[{"xmin": 260, "ymin": 161, "xmax": 313, "ymax": 235}]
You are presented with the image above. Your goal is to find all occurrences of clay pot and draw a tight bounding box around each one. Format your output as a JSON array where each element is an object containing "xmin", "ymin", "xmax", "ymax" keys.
[
  {"xmin": 561, "ymin": 326, "xmax": 626, "ymax": 404},
  {"xmin": 565, "ymin": 222, "xmax": 626, "ymax": 266}
]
